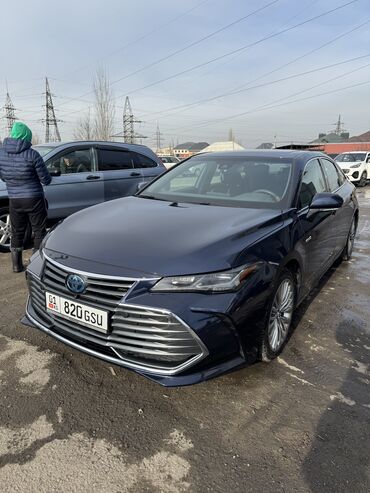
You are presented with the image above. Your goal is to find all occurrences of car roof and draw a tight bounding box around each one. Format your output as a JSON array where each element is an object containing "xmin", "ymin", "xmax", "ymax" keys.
[
  {"xmin": 34, "ymin": 140, "xmax": 161, "ymax": 162},
  {"xmin": 191, "ymin": 149, "xmax": 329, "ymax": 165}
]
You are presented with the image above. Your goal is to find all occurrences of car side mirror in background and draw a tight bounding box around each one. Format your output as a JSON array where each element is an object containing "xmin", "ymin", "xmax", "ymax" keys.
[
  {"xmin": 309, "ymin": 192, "xmax": 344, "ymax": 211},
  {"xmin": 49, "ymin": 167, "xmax": 61, "ymax": 177}
]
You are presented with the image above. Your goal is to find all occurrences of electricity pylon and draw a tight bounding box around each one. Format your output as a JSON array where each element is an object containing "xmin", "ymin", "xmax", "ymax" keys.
[
  {"xmin": 4, "ymin": 92, "xmax": 17, "ymax": 134},
  {"xmin": 44, "ymin": 77, "xmax": 61, "ymax": 142}
]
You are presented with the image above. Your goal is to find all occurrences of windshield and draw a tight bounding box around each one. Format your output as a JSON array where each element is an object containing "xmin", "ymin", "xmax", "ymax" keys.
[
  {"xmin": 139, "ymin": 155, "xmax": 293, "ymax": 209},
  {"xmin": 336, "ymin": 153, "xmax": 367, "ymax": 163},
  {"xmin": 33, "ymin": 145, "xmax": 56, "ymax": 157}
]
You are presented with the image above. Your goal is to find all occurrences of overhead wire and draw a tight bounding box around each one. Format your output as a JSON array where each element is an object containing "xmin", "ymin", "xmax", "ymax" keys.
[
  {"xmin": 57, "ymin": 0, "xmax": 281, "ymax": 111},
  {"xmin": 138, "ymin": 18, "xmax": 370, "ymax": 121}
]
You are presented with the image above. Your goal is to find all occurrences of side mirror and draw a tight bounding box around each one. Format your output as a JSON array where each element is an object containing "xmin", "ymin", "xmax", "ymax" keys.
[
  {"xmin": 49, "ymin": 168, "xmax": 61, "ymax": 177},
  {"xmin": 309, "ymin": 192, "xmax": 343, "ymax": 211}
]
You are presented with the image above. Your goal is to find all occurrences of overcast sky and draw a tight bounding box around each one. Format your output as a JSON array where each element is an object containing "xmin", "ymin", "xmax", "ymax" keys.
[{"xmin": 1, "ymin": 0, "xmax": 369, "ymax": 148}]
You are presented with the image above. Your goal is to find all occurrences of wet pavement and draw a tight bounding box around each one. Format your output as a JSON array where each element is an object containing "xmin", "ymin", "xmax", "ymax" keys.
[{"xmin": 0, "ymin": 190, "xmax": 369, "ymax": 493}]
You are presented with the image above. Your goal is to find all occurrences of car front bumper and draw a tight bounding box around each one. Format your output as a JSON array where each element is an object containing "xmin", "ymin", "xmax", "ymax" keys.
[
  {"xmin": 340, "ymin": 167, "xmax": 364, "ymax": 182},
  {"xmin": 23, "ymin": 252, "xmax": 267, "ymax": 386}
]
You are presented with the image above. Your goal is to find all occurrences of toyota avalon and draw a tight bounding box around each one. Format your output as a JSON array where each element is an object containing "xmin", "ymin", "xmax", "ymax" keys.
[{"xmin": 23, "ymin": 151, "xmax": 358, "ymax": 386}]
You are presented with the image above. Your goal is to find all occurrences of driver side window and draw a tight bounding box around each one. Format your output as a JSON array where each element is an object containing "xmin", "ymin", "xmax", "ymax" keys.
[
  {"xmin": 299, "ymin": 159, "xmax": 327, "ymax": 209},
  {"xmin": 47, "ymin": 148, "xmax": 93, "ymax": 175}
]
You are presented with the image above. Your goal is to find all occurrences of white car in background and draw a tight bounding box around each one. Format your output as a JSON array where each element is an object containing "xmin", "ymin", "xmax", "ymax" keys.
[
  {"xmin": 335, "ymin": 151, "xmax": 370, "ymax": 187},
  {"xmin": 160, "ymin": 156, "xmax": 180, "ymax": 169}
]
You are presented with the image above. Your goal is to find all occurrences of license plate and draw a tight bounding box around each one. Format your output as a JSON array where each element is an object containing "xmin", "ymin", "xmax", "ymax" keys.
[{"xmin": 45, "ymin": 292, "xmax": 108, "ymax": 333}]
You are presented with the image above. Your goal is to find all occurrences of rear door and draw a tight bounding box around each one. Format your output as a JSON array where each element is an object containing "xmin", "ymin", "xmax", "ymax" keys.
[
  {"xmin": 320, "ymin": 157, "xmax": 353, "ymax": 256},
  {"xmin": 133, "ymin": 152, "xmax": 164, "ymax": 186},
  {"xmin": 96, "ymin": 146, "xmax": 142, "ymax": 201},
  {"xmin": 44, "ymin": 146, "xmax": 104, "ymax": 220},
  {"xmin": 296, "ymin": 158, "xmax": 335, "ymax": 287}
]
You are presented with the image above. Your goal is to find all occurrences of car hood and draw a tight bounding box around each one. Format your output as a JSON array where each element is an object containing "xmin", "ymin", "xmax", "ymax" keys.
[
  {"xmin": 337, "ymin": 161, "xmax": 363, "ymax": 167},
  {"xmin": 45, "ymin": 196, "xmax": 284, "ymax": 277}
]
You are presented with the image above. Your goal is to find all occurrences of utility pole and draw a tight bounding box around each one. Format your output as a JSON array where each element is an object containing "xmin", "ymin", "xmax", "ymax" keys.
[
  {"xmin": 123, "ymin": 96, "xmax": 146, "ymax": 144},
  {"xmin": 333, "ymin": 114, "xmax": 345, "ymax": 135},
  {"xmin": 155, "ymin": 123, "xmax": 164, "ymax": 153},
  {"xmin": 4, "ymin": 92, "xmax": 17, "ymax": 134},
  {"xmin": 44, "ymin": 77, "xmax": 61, "ymax": 143}
]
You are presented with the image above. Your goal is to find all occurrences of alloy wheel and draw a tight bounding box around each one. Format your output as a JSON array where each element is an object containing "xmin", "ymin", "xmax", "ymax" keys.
[
  {"xmin": 0, "ymin": 213, "xmax": 11, "ymax": 248},
  {"xmin": 268, "ymin": 279, "xmax": 295, "ymax": 352}
]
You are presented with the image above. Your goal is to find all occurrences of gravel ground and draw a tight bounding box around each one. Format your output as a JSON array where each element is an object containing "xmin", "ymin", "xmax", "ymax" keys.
[{"xmin": 0, "ymin": 189, "xmax": 369, "ymax": 493}]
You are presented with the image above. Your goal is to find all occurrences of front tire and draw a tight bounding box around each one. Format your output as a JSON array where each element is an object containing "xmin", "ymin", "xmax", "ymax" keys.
[
  {"xmin": 258, "ymin": 269, "xmax": 296, "ymax": 362},
  {"xmin": 341, "ymin": 217, "xmax": 357, "ymax": 261}
]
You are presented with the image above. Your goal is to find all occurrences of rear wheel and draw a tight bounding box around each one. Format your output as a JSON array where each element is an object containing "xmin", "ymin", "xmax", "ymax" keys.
[
  {"xmin": 258, "ymin": 269, "xmax": 296, "ymax": 362},
  {"xmin": 358, "ymin": 171, "xmax": 367, "ymax": 187}
]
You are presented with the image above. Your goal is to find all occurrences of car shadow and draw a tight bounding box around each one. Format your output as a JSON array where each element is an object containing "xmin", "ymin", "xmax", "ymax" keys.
[{"xmin": 301, "ymin": 319, "xmax": 370, "ymax": 492}]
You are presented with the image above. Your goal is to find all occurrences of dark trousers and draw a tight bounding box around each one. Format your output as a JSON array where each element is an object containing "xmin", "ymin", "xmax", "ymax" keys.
[{"xmin": 9, "ymin": 197, "xmax": 47, "ymax": 249}]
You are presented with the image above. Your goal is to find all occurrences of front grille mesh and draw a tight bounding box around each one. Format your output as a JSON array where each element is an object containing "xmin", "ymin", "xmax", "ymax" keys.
[{"xmin": 27, "ymin": 262, "xmax": 204, "ymax": 371}]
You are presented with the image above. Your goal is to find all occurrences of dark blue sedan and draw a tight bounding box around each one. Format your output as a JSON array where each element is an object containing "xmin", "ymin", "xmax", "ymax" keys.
[{"xmin": 24, "ymin": 151, "xmax": 358, "ymax": 386}]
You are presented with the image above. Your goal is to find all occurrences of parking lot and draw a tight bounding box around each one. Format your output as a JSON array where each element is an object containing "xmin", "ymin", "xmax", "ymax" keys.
[{"xmin": 0, "ymin": 189, "xmax": 368, "ymax": 493}]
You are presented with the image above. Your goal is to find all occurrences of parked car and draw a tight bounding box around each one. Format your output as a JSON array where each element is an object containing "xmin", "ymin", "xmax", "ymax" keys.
[
  {"xmin": 335, "ymin": 151, "xmax": 370, "ymax": 187},
  {"xmin": 0, "ymin": 141, "xmax": 165, "ymax": 251},
  {"xmin": 24, "ymin": 150, "xmax": 358, "ymax": 386},
  {"xmin": 160, "ymin": 156, "xmax": 180, "ymax": 169}
]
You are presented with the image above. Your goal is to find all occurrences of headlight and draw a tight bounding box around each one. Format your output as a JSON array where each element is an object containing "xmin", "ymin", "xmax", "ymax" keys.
[
  {"xmin": 350, "ymin": 163, "xmax": 361, "ymax": 169},
  {"xmin": 151, "ymin": 264, "xmax": 260, "ymax": 292}
]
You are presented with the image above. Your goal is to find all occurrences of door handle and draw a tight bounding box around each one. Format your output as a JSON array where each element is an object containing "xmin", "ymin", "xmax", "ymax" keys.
[
  {"xmin": 86, "ymin": 175, "xmax": 101, "ymax": 180},
  {"xmin": 130, "ymin": 172, "xmax": 141, "ymax": 177}
]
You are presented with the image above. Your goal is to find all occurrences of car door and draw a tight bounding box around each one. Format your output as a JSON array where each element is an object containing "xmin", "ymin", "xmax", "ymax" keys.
[
  {"xmin": 133, "ymin": 152, "xmax": 164, "ymax": 185},
  {"xmin": 296, "ymin": 158, "xmax": 335, "ymax": 288},
  {"xmin": 96, "ymin": 146, "xmax": 142, "ymax": 201},
  {"xmin": 320, "ymin": 157, "xmax": 353, "ymax": 256},
  {"xmin": 44, "ymin": 146, "xmax": 104, "ymax": 220}
]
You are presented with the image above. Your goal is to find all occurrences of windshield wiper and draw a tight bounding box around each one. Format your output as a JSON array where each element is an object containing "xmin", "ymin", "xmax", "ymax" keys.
[{"xmin": 139, "ymin": 195, "xmax": 168, "ymax": 202}]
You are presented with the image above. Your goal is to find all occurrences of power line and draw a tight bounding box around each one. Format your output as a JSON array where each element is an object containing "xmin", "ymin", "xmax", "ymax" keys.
[
  {"xmin": 139, "ymin": 19, "xmax": 370, "ymax": 121},
  {"xmin": 107, "ymin": 0, "xmax": 280, "ymax": 88},
  {"xmin": 57, "ymin": 0, "xmax": 359, "ymax": 120},
  {"xmin": 172, "ymin": 61, "xmax": 370, "ymax": 133},
  {"xmin": 57, "ymin": 0, "xmax": 211, "ymax": 81},
  {"xmin": 116, "ymin": 0, "xmax": 360, "ymax": 99}
]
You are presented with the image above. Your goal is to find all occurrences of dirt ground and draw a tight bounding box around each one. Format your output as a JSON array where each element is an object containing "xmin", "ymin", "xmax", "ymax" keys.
[{"xmin": 0, "ymin": 189, "xmax": 369, "ymax": 493}]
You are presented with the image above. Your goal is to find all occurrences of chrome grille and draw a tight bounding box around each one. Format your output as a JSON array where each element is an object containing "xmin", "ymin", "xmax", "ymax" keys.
[
  {"xmin": 110, "ymin": 305, "xmax": 203, "ymax": 363},
  {"xmin": 43, "ymin": 260, "xmax": 135, "ymax": 310},
  {"xmin": 27, "ymin": 265, "xmax": 206, "ymax": 373}
]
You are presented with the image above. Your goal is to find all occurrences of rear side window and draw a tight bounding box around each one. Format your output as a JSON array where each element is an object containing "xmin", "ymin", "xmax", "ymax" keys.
[
  {"xmin": 98, "ymin": 149, "xmax": 133, "ymax": 171},
  {"xmin": 321, "ymin": 159, "xmax": 344, "ymax": 191},
  {"xmin": 299, "ymin": 159, "xmax": 327, "ymax": 209},
  {"xmin": 134, "ymin": 153, "xmax": 157, "ymax": 168}
]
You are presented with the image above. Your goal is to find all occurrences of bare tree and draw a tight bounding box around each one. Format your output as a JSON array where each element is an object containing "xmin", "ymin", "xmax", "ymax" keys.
[
  {"xmin": 74, "ymin": 109, "xmax": 94, "ymax": 140},
  {"xmin": 93, "ymin": 67, "xmax": 115, "ymax": 140}
]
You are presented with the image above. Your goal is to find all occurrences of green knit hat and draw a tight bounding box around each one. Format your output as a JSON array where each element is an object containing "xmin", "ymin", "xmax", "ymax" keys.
[{"xmin": 11, "ymin": 121, "xmax": 32, "ymax": 142}]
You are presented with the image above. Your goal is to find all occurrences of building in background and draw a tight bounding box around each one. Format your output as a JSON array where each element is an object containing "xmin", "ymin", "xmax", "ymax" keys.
[
  {"xmin": 173, "ymin": 142, "xmax": 209, "ymax": 159},
  {"xmin": 199, "ymin": 141, "xmax": 245, "ymax": 153}
]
